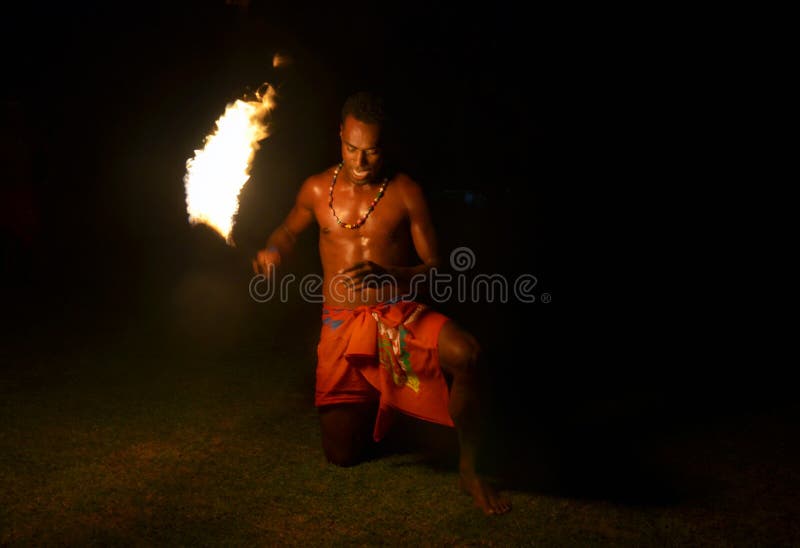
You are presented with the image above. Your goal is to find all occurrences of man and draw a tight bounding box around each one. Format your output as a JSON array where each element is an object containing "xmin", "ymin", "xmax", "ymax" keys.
[{"xmin": 252, "ymin": 91, "xmax": 510, "ymax": 515}]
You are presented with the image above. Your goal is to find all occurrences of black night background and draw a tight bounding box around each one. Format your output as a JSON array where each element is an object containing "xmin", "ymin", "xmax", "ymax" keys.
[{"xmin": 1, "ymin": 2, "xmax": 797, "ymax": 544}]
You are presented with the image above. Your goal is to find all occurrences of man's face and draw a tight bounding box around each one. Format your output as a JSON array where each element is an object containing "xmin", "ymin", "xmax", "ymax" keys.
[{"xmin": 340, "ymin": 115, "xmax": 383, "ymax": 185}]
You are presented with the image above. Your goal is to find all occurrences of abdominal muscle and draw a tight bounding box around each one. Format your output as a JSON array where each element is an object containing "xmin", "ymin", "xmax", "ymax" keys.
[{"xmin": 319, "ymin": 235, "xmax": 412, "ymax": 308}]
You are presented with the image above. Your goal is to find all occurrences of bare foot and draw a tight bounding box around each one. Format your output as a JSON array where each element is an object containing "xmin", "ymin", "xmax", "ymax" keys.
[{"xmin": 459, "ymin": 472, "xmax": 511, "ymax": 515}]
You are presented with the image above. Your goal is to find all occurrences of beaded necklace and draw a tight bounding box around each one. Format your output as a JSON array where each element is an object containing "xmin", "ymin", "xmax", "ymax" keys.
[{"xmin": 328, "ymin": 162, "xmax": 389, "ymax": 229}]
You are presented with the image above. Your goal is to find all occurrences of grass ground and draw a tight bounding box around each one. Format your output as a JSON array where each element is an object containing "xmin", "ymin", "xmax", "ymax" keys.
[{"xmin": 2, "ymin": 308, "xmax": 799, "ymax": 546}]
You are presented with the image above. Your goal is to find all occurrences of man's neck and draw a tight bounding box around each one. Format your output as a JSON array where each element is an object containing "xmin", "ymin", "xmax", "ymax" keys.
[{"xmin": 344, "ymin": 174, "xmax": 382, "ymax": 188}]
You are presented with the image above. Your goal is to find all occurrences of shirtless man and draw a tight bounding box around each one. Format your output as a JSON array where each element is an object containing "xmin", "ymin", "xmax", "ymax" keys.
[{"xmin": 252, "ymin": 91, "xmax": 510, "ymax": 515}]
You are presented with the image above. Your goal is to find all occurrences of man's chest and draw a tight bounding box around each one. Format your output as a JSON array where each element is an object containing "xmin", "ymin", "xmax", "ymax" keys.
[{"xmin": 314, "ymin": 195, "xmax": 409, "ymax": 242}]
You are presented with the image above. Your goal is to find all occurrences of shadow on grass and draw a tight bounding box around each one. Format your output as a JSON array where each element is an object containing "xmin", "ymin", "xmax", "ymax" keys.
[
  {"xmin": 482, "ymin": 416, "xmax": 694, "ymax": 508},
  {"xmin": 349, "ymin": 397, "xmax": 696, "ymax": 509},
  {"xmin": 372, "ymin": 414, "xmax": 461, "ymax": 472}
]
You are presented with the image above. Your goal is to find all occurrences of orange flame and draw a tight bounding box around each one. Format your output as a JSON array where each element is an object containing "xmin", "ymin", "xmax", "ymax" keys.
[
  {"xmin": 183, "ymin": 84, "xmax": 276, "ymax": 245},
  {"xmin": 272, "ymin": 52, "xmax": 292, "ymax": 68}
]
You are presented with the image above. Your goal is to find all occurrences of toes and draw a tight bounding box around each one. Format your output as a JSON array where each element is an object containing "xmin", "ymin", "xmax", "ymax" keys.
[{"xmin": 491, "ymin": 496, "xmax": 511, "ymax": 514}]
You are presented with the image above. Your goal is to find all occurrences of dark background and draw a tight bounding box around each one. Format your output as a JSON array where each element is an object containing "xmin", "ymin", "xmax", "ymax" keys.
[{"xmin": 0, "ymin": 1, "xmax": 783, "ymax": 468}]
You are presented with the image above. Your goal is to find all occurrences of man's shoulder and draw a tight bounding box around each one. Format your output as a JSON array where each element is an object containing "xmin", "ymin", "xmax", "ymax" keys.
[
  {"xmin": 389, "ymin": 171, "xmax": 418, "ymax": 188},
  {"xmin": 389, "ymin": 172, "xmax": 428, "ymax": 205},
  {"xmin": 298, "ymin": 166, "xmax": 336, "ymax": 204},
  {"xmin": 303, "ymin": 166, "xmax": 337, "ymax": 190}
]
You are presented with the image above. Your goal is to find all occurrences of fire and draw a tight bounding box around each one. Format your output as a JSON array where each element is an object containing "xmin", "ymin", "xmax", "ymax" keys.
[
  {"xmin": 183, "ymin": 84, "xmax": 276, "ymax": 245},
  {"xmin": 272, "ymin": 52, "xmax": 292, "ymax": 68}
]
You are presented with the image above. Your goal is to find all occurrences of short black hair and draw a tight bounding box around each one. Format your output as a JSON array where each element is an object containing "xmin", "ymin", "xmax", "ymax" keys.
[{"xmin": 341, "ymin": 91, "xmax": 387, "ymax": 126}]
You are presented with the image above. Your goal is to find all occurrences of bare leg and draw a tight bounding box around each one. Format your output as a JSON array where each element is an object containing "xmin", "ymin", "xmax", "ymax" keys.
[
  {"xmin": 438, "ymin": 320, "xmax": 511, "ymax": 515},
  {"xmin": 319, "ymin": 402, "xmax": 378, "ymax": 467}
]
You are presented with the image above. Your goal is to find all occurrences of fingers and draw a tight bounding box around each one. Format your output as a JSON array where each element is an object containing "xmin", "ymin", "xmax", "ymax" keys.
[
  {"xmin": 252, "ymin": 255, "xmax": 273, "ymax": 276},
  {"xmin": 338, "ymin": 261, "xmax": 386, "ymax": 280},
  {"xmin": 341, "ymin": 268, "xmax": 374, "ymax": 287},
  {"xmin": 346, "ymin": 269, "xmax": 369, "ymax": 282},
  {"xmin": 339, "ymin": 261, "xmax": 369, "ymax": 274},
  {"xmin": 253, "ymin": 255, "xmax": 267, "ymax": 275},
  {"xmin": 332, "ymin": 272, "xmax": 370, "ymax": 293},
  {"xmin": 337, "ymin": 263, "xmax": 370, "ymax": 288},
  {"xmin": 252, "ymin": 248, "xmax": 282, "ymax": 276},
  {"xmin": 335, "ymin": 261, "xmax": 394, "ymax": 295},
  {"xmin": 336, "ymin": 275, "xmax": 362, "ymax": 291}
]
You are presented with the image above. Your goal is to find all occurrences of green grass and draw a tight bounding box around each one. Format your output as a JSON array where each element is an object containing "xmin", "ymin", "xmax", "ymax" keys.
[{"xmin": 1, "ymin": 327, "xmax": 799, "ymax": 546}]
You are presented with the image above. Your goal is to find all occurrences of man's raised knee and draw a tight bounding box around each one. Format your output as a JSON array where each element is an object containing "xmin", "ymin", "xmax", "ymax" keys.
[{"xmin": 446, "ymin": 334, "xmax": 481, "ymax": 376}]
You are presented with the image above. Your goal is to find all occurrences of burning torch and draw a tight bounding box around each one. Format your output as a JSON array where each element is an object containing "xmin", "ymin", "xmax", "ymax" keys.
[{"xmin": 183, "ymin": 82, "xmax": 276, "ymax": 248}]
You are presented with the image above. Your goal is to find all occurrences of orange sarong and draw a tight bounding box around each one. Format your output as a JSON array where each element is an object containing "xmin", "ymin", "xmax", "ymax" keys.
[{"xmin": 315, "ymin": 300, "xmax": 455, "ymax": 441}]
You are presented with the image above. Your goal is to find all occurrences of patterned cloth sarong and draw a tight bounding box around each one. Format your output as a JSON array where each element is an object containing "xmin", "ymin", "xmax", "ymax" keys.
[{"xmin": 315, "ymin": 301, "xmax": 454, "ymax": 441}]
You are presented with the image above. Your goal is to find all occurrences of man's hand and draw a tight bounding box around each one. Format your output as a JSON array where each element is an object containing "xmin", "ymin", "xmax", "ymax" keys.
[
  {"xmin": 252, "ymin": 246, "xmax": 281, "ymax": 276},
  {"xmin": 338, "ymin": 260, "xmax": 394, "ymax": 292}
]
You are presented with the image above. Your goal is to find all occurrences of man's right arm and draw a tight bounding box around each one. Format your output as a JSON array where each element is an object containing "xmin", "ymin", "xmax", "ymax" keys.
[{"xmin": 252, "ymin": 177, "xmax": 317, "ymax": 275}]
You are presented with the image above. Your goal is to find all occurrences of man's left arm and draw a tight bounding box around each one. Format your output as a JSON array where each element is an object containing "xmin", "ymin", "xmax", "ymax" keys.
[
  {"xmin": 338, "ymin": 179, "xmax": 441, "ymax": 287},
  {"xmin": 391, "ymin": 179, "xmax": 441, "ymax": 282}
]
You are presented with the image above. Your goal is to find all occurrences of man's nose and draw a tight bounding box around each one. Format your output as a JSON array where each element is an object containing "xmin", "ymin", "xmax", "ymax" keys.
[{"xmin": 356, "ymin": 151, "xmax": 368, "ymax": 166}]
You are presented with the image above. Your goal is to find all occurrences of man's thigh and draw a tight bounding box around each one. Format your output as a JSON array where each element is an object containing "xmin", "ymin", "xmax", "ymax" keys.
[{"xmin": 318, "ymin": 401, "xmax": 378, "ymax": 466}]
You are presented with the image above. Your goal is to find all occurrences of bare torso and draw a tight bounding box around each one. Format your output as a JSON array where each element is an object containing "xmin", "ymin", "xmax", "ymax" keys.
[{"xmin": 308, "ymin": 166, "xmax": 416, "ymax": 307}]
